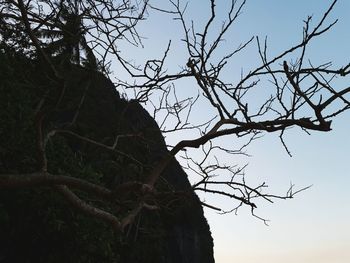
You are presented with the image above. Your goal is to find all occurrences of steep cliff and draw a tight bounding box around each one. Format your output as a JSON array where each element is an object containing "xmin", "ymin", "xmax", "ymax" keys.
[{"xmin": 0, "ymin": 51, "xmax": 214, "ymax": 262}]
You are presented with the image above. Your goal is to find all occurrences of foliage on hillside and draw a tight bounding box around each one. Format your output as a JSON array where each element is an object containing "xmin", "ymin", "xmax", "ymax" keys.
[
  {"xmin": 0, "ymin": 46, "xmax": 120, "ymax": 263},
  {"xmin": 0, "ymin": 45, "xmax": 213, "ymax": 262}
]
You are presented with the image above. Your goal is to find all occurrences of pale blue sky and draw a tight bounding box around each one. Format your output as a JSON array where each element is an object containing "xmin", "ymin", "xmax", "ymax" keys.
[
  {"xmin": 115, "ymin": 1, "xmax": 350, "ymax": 262},
  {"xmin": 201, "ymin": 2, "xmax": 350, "ymax": 262}
]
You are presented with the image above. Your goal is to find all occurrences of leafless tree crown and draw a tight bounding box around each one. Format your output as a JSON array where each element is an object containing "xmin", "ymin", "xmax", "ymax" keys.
[{"xmin": 1, "ymin": 0, "xmax": 349, "ymax": 228}]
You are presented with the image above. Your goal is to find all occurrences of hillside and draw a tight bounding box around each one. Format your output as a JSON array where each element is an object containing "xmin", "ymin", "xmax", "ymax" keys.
[{"xmin": 0, "ymin": 50, "xmax": 214, "ymax": 263}]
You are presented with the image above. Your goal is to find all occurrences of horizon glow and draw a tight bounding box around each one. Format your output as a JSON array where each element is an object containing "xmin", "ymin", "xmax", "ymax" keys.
[{"xmin": 116, "ymin": 1, "xmax": 350, "ymax": 262}]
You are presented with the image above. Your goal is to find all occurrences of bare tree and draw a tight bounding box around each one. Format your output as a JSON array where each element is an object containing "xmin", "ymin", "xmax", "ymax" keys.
[{"xmin": 1, "ymin": 0, "xmax": 350, "ymax": 231}]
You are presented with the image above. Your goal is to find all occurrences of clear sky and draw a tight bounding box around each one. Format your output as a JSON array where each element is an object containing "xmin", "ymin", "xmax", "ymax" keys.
[
  {"xmin": 117, "ymin": 1, "xmax": 350, "ymax": 262},
  {"xmin": 195, "ymin": 2, "xmax": 350, "ymax": 263}
]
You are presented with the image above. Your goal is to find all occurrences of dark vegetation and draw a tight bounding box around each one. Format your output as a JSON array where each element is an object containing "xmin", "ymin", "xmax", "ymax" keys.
[
  {"xmin": 1, "ymin": 0, "xmax": 350, "ymax": 262},
  {"xmin": 0, "ymin": 50, "xmax": 213, "ymax": 262}
]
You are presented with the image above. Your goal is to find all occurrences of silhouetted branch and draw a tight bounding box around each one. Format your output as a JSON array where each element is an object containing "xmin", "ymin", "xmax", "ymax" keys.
[{"xmin": 1, "ymin": 0, "xmax": 349, "ymax": 230}]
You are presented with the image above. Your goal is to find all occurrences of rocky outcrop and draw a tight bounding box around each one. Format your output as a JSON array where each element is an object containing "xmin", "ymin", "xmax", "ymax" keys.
[
  {"xmin": 67, "ymin": 68, "xmax": 215, "ymax": 263},
  {"xmin": 0, "ymin": 53, "xmax": 214, "ymax": 263}
]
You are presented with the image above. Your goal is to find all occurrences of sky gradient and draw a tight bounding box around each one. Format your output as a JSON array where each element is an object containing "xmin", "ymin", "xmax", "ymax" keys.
[
  {"xmin": 199, "ymin": 1, "xmax": 350, "ymax": 262},
  {"xmin": 118, "ymin": 1, "xmax": 350, "ymax": 262}
]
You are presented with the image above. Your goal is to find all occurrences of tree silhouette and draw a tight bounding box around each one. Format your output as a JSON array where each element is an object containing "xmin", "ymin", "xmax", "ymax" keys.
[
  {"xmin": 37, "ymin": 1, "xmax": 97, "ymax": 68},
  {"xmin": 1, "ymin": 0, "xmax": 350, "ymax": 233}
]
